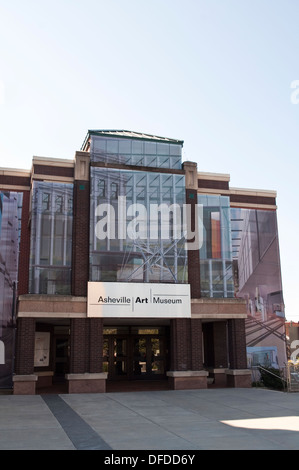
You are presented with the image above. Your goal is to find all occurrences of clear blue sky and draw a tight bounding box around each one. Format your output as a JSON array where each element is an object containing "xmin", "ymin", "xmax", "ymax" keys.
[{"xmin": 0, "ymin": 0, "xmax": 298, "ymax": 320}]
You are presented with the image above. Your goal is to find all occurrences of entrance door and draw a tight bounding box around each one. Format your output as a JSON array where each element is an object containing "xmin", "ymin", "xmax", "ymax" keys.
[
  {"xmin": 103, "ymin": 336, "xmax": 128, "ymax": 380},
  {"xmin": 103, "ymin": 327, "xmax": 168, "ymax": 381},
  {"xmin": 132, "ymin": 336, "xmax": 165, "ymax": 379}
]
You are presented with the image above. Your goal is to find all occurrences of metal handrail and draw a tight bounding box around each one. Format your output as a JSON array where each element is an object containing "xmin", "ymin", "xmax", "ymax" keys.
[{"xmin": 256, "ymin": 365, "xmax": 287, "ymax": 391}]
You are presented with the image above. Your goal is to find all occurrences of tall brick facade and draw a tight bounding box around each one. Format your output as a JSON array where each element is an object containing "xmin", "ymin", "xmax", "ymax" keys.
[{"xmin": 0, "ymin": 130, "xmax": 265, "ymax": 395}]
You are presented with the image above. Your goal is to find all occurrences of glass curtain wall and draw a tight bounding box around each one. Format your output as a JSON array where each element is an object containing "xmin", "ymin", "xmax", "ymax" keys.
[
  {"xmin": 90, "ymin": 135, "xmax": 182, "ymax": 170},
  {"xmin": 231, "ymin": 208, "xmax": 284, "ymax": 318},
  {"xmin": 0, "ymin": 191, "xmax": 23, "ymax": 387},
  {"xmin": 198, "ymin": 195, "xmax": 234, "ymax": 297},
  {"xmin": 198, "ymin": 196, "xmax": 286, "ymax": 369},
  {"xmin": 90, "ymin": 167, "xmax": 187, "ymax": 283},
  {"xmin": 29, "ymin": 182, "xmax": 73, "ymax": 295},
  {"xmin": 231, "ymin": 207, "xmax": 286, "ymax": 368}
]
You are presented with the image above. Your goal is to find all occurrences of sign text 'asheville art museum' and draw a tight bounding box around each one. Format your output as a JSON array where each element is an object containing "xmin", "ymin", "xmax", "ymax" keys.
[{"xmin": 87, "ymin": 282, "xmax": 191, "ymax": 318}]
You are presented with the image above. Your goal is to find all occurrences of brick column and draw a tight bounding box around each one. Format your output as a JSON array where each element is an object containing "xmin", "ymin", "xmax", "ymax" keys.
[
  {"xmin": 13, "ymin": 318, "xmax": 37, "ymax": 394},
  {"xmin": 89, "ymin": 318, "xmax": 103, "ymax": 373},
  {"xmin": 185, "ymin": 188, "xmax": 201, "ymax": 299},
  {"xmin": 227, "ymin": 319, "xmax": 247, "ymax": 369},
  {"xmin": 69, "ymin": 318, "xmax": 87, "ymax": 374},
  {"xmin": 67, "ymin": 318, "xmax": 106, "ymax": 393},
  {"xmin": 68, "ymin": 153, "xmax": 107, "ymax": 392},
  {"xmin": 170, "ymin": 319, "xmax": 191, "ymax": 371},
  {"xmin": 72, "ymin": 180, "xmax": 90, "ymax": 297},
  {"xmin": 183, "ymin": 161, "xmax": 201, "ymax": 299},
  {"xmin": 226, "ymin": 319, "xmax": 251, "ymax": 388},
  {"xmin": 191, "ymin": 318, "xmax": 203, "ymax": 370},
  {"xmin": 168, "ymin": 318, "xmax": 207, "ymax": 389},
  {"xmin": 72, "ymin": 151, "xmax": 90, "ymax": 297}
]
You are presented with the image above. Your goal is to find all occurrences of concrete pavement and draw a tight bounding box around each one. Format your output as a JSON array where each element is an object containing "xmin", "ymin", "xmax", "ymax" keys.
[{"xmin": 0, "ymin": 388, "xmax": 299, "ymax": 450}]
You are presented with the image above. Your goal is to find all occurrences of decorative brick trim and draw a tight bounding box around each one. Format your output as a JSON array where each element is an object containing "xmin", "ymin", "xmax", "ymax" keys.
[{"xmin": 33, "ymin": 164, "xmax": 74, "ymax": 178}]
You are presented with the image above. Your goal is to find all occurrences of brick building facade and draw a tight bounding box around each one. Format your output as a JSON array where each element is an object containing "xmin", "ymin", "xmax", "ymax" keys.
[{"xmin": 0, "ymin": 130, "xmax": 285, "ymax": 394}]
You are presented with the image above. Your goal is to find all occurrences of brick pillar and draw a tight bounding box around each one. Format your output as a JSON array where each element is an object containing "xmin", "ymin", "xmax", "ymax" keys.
[
  {"xmin": 168, "ymin": 318, "xmax": 207, "ymax": 389},
  {"xmin": 69, "ymin": 318, "xmax": 88, "ymax": 374},
  {"xmin": 72, "ymin": 151, "xmax": 90, "ymax": 297},
  {"xmin": 183, "ymin": 161, "xmax": 201, "ymax": 299},
  {"xmin": 170, "ymin": 319, "xmax": 191, "ymax": 371},
  {"xmin": 15, "ymin": 318, "xmax": 35, "ymax": 375},
  {"xmin": 226, "ymin": 319, "xmax": 251, "ymax": 387},
  {"xmin": 227, "ymin": 319, "xmax": 247, "ymax": 369},
  {"xmin": 72, "ymin": 180, "xmax": 90, "ymax": 297},
  {"xmin": 13, "ymin": 318, "xmax": 37, "ymax": 394},
  {"xmin": 89, "ymin": 318, "xmax": 103, "ymax": 373},
  {"xmin": 186, "ymin": 189, "xmax": 201, "ymax": 299},
  {"xmin": 67, "ymin": 318, "xmax": 106, "ymax": 393},
  {"xmin": 191, "ymin": 318, "xmax": 203, "ymax": 370}
]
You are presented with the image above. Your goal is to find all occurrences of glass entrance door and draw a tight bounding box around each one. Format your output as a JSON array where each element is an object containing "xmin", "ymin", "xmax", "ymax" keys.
[
  {"xmin": 103, "ymin": 336, "xmax": 128, "ymax": 380},
  {"xmin": 132, "ymin": 336, "xmax": 165, "ymax": 379},
  {"xmin": 103, "ymin": 327, "xmax": 168, "ymax": 381}
]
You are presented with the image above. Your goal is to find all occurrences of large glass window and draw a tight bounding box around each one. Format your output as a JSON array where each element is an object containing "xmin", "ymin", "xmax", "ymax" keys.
[
  {"xmin": 29, "ymin": 182, "xmax": 73, "ymax": 294},
  {"xmin": 90, "ymin": 167, "xmax": 187, "ymax": 283},
  {"xmin": 0, "ymin": 191, "xmax": 23, "ymax": 387},
  {"xmin": 231, "ymin": 207, "xmax": 285, "ymax": 369},
  {"xmin": 90, "ymin": 136, "xmax": 182, "ymax": 170},
  {"xmin": 231, "ymin": 207, "xmax": 284, "ymax": 319},
  {"xmin": 198, "ymin": 195, "xmax": 234, "ymax": 298}
]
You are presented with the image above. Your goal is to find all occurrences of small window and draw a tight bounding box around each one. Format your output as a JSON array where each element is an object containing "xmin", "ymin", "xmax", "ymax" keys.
[
  {"xmin": 67, "ymin": 197, "xmax": 73, "ymax": 215},
  {"xmin": 111, "ymin": 182, "xmax": 118, "ymax": 199},
  {"xmin": 98, "ymin": 179, "xmax": 106, "ymax": 197},
  {"xmin": 55, "ymin": 195, "xmax": 63, "ymax": 213},
  {"xmin": 42, "ymin": 193, "xmax": 51, "ymax": 212}
]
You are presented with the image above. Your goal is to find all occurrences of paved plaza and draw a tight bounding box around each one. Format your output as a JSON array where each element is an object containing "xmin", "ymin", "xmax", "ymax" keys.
[{"xmin": 0, "ymin": 388, "xmax": 299, "ymax": 450}]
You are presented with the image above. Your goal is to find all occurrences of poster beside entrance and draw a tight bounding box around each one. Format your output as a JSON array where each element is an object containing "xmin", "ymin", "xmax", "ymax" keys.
[{"xmin": 87, "ymin": 282, "xmax": 191, "ymax": 318}]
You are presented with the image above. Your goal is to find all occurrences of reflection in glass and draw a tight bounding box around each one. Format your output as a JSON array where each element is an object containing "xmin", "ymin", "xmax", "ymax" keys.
[
  {"xmin": 103, "ymin": 338, "xmax": 109, "ymax": 373},
  {"xmin": 231, "ymin": 208, "xmax": 284, "ymax": 320},
  {"xmin": 133, "ymin": 338, "xmax": 146, "ymax": 375},
  {"xmin": 198, "ymin": 195, "xmax": 233, "ymax": 298},
  {"xmin": 230, "ymin": 207, "xmax": 286, "ymax": 369},
  {"xmin": 91, "ymin": 135, "xmax": 182, "ymax": 170},
  {"xmin": 29, "ymin": 182, "xmax": 73, "ymax": 294},
  {"xmin": 0, "ymin": 192, "xmax": 23, "ymax": 387},
  {"xmin": 90, "ymin": 168, "xmax": 187, "ymax": 283},
  {"xmin": 113, "ymin": 338, "xmax": 127, "ymax": 376},
  {"xmin": 151, "ymin": 338, "xmax": 164, "ymax": 374}
]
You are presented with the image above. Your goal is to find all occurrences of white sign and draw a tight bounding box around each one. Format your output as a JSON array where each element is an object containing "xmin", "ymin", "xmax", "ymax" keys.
[
  {"xmin": 87, "ymin": 282, "xmax": 191, "ymax": 318},
  {"xmin": 34, "ymin": 332, "xmax": 50, "ymax": 367}
]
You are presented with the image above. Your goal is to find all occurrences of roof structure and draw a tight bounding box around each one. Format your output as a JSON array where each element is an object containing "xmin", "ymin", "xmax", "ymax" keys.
[{"xmin": 81, "ymin": 129, "xmax": 184, "ymax": 151}]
